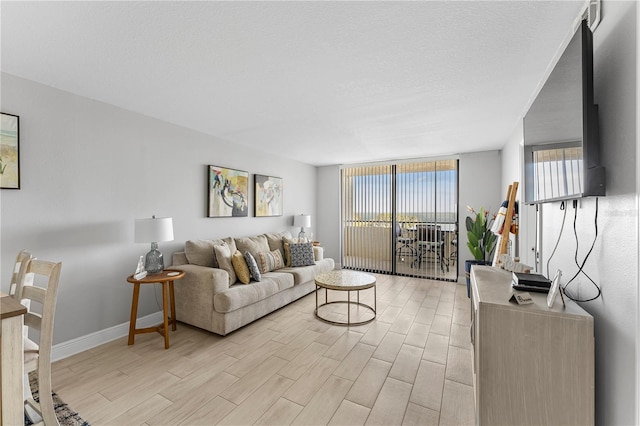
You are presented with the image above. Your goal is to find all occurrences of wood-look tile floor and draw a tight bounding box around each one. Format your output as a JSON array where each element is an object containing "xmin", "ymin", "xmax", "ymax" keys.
[{"xmin": 51, "ymin": 274, "xmax": 475, "ymax": 425}]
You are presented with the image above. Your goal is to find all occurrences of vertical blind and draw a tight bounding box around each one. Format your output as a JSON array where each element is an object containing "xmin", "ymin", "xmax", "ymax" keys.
[{"xmin": 341, "ymin": 159, "xmax": 459, "ymax": 281}]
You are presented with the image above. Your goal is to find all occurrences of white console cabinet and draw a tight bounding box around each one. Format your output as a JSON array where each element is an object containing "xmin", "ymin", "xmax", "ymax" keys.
[{"xmin": 470, "ymin": 266, "xmax": 594, "ymax": 425}]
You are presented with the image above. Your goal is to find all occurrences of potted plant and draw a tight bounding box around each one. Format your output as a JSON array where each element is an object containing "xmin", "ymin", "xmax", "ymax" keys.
[{"xmin": 465, "ymin": 206, "xmax": 497, "ymax": 297}]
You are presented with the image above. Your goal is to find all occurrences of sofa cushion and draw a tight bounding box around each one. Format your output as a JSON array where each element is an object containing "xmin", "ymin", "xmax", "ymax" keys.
[
  {"xmin": 235, "ymin": 235, "xmax": 270, "ymax": 260},
  {"xmin": 260, "ymin": 271, "xmax": 295, "ymax": 291},
  {"xmin": 213, "ymin": 242, "xmax": 236, "ymax": 285},
  {"xmin": 213, "ymin": 274, "xmax": 294, "ymax": 313},
  {"xmin": 264, "ymin": 232, "xmax": 293, "ymax": 257},
  {"xmin": 244, "ymin": 251, "xmax": 261, "ymax": 282},
  {"xmin": 232, "ymin": 250, "xmax": 251, "ymax": 284},
  {"xmin": 257, "ymin": 249, "xmax": 284, "ymax": 273},
  {"xmin": 222, "ymin": 237, "xmax": 237, "ymax": 254},
  {"xmin": 289, "ymin": 242, "xmax": 315, "ymax": 267},
  {"xmin": 185, "ymin": 239, "xmax": 223, "ymax": 267},
  {"xmin": 280, "ymin": 258, "xmax": 335, "ymax": 285}
]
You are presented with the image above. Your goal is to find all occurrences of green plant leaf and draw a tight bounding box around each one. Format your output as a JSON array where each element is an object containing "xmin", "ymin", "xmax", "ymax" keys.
[
  {"xmin": 467, "ymin": 231, "xmax": 479, "ymax": 248},
  {"xmin": 465, "ymin": 216, "xmax": 474, "ymax": 232},
  {"xmin": 467, "ymin": 244, "xmax": 483, "ymax": 261}
]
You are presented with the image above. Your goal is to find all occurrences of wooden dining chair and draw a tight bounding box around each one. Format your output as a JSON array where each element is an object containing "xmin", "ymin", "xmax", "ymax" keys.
[
  {"xmin": 14, "ymin": 258, "xmax": 62, "ymax": 426},
  {"xmin": 8, "ymin": 249, "xmax": 33, "ymax": 297}
]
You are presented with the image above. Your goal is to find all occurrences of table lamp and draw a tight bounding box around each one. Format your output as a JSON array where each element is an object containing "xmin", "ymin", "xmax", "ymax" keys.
[
  {"xmin": 135, "ymin": 215, "xmax": 174, "ymax": 273},
  {"xmin": 293, "ymin": 214, "xmax": 311, "ymax": 242}
]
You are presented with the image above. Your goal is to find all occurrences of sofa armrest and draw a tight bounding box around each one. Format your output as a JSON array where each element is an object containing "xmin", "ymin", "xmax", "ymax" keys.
[
  {"xmin": 170, "ymin": 264, "xmax": 229, "ymax": 329},
  {"xmin": 313, "ymin": 246, "xmax": 324, "ymax": 261},
  {"xmin": 170, "ymin": 264, "xmax": 230, "ymax": 295},
  {"xmin": 172, "ymin": 251, "xmax": 189, "ymax": 266}
]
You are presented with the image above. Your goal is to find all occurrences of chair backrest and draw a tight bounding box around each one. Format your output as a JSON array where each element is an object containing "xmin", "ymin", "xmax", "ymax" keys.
[
  {"xmin": 16, "ymin": 259, "xmax": 62, "ymax": 361},
  {"xmin": 8, "ymin": 249, "xmax": 33, "ymax": 296},
  {"xmin": 394, "ymin": 222, "xmax": 402, "ymax": 238},
  {"xmin": 416, "ymin": 224, "xmax": 443, "ymax": 242}
]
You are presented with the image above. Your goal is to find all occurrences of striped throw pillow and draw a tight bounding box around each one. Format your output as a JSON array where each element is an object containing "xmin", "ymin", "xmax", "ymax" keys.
[{"xmin": 257, "ymin": 249, "xmax": 284, "ymax": 273}]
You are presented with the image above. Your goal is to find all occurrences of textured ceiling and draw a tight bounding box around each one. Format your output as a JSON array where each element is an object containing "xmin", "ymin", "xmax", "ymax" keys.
[{"xmin": 1, "ymin": 1, "xmax": 585, "ymax": 166}]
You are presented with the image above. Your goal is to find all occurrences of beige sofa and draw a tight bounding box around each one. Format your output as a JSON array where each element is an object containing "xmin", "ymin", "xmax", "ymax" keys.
[{"xmin": 171, "ymin": 231, "xmax": 335, "ymax": 335}]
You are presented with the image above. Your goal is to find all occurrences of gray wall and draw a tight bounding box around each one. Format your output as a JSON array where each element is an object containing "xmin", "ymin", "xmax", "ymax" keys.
[
  {"xmin": 501, "ymin": 2, "xmax": 638, "ymax": 423},
  {"xmin": 316, "ymin": 165, "xmax": 342, "ymax": 266},
  {"xmin": 0, "ymin": 73, "xmax": 317, "ymax": 345},
  {"xmin": 457, "ymin": 151, "xmax": 502, "ymax": 278}
]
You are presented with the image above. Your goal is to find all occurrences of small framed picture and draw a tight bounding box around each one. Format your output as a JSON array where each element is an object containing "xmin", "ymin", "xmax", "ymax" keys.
[
  {"xmin": 254, "ymin": 174, "xmax": 283, "ymax": 217},
  {"xmin": 547, "ymin": 269, "xmax": 563, "ymax": 308},
  {"xmin": 1, "ymin": 112, "xmax": 20, "ymax": 189}
]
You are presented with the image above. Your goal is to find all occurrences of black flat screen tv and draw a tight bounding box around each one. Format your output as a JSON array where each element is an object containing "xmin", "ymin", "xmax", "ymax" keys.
[{"xmin": 523, "ymin": 20, "xmax": 605, "ymax": 204}]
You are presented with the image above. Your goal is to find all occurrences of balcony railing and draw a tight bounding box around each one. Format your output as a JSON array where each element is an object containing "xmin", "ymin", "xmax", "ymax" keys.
[{"xmin": 342, "ymin": 220, "xmax": 458, "ymax": 281}]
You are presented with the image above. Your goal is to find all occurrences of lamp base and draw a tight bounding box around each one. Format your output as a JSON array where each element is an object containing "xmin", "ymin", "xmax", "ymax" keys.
[
  {"xmin": 145, "ymin": 242, "xmax": 165, "ymax": 274},
  {"xmin": 298, "ymin": 229, "xmax": 307, "ymax": 243}
]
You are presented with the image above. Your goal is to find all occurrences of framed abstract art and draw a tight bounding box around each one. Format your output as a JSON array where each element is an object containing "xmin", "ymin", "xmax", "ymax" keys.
[
  {"xmin": 254, "ymin": 174, "xmax": 283, "ymax": 217},
  {"xmin": 208, "ymin": 165, "xmax": 249, "ymax": 217},
  {"xmin": 0, "ymin": 113, "xmax": 20, "ymax": 189}
]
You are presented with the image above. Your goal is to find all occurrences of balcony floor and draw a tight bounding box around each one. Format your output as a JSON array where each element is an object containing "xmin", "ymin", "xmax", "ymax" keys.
[{"xmin": 343, "ymin": 252, "xmax": 458, "ymax": 282}]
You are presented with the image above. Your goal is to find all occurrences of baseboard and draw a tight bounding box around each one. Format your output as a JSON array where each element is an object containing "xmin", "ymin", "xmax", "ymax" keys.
[{"xmin": 51, "ymin": 311, "xmax": 164, "ymax": 362}]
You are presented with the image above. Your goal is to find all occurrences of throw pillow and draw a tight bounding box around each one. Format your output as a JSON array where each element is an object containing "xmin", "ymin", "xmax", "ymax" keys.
[
  {"xmin": 231, "ymin": 250, "xmax": 251, "ymax": 284},
  {"xmin": 257, "ymin": 249, "xmax": 284, "ymax": 273},
  {"xmin": 235, "ymin": 235, "xmax": 270, "ymax": 260},
  {"xmin": 282, "ymin": 237, "xmax": 297, "ymax": 267},
  {"xmin": 289, "ymin": 243, "xmax": 315, "ymax": 267},
  {"xmin": 213, "ymin": 242, "xmax": 237, "ymax": 285},
  {"xmin": 185, "ymin": 239, "xmax": 222, "ymax": 267},
  {"xmin": 244, "ymin": 251, "xmax": 261, "ymax": 282}
]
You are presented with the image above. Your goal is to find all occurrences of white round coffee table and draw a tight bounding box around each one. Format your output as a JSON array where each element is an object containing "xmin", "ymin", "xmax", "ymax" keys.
[{"xmin": 314, "ymin": 270, "xmax": 376, "ymax": 326}]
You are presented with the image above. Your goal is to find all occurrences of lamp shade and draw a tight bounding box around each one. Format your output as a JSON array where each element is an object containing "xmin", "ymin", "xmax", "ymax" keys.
[
  {"xmin": 134, "ymin": 216, "xmax": 174, "ymax": 243},
  {"xmin": 293, "ymin": 214, "xmax": 311, "ymax": 228}
]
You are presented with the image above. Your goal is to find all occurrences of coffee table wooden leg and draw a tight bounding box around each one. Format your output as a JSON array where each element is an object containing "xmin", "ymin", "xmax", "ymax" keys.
[
  {"xmin": 128, "ymin": 283, "xmax": 140, "ymax": 345},
  {"xmin": 170, "ymin": 281, "xmax": 177, "ymax": 331},
  {"xmin": 162, "ymin": 281, "xmax": 170, "ymax": 349}
]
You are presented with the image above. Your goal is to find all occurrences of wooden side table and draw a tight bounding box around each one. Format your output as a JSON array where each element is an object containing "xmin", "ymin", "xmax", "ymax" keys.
[{"xmin": 126, "ymin": 269, "xmax": 185, "ymax": 349}]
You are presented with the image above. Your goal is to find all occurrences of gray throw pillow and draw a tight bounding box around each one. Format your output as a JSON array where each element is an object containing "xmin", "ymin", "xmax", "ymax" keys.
[
  {"xmin": 289, "ymin": 243, "xmax": 315, "ymax": 267},
  {"xmin": 244, "ymin": 251, "xmax": 261, "ymax": 282}
]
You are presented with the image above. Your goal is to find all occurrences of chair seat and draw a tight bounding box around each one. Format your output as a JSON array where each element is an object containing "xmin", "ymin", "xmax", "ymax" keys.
[{"xmin": 417, "ymin": 241, "xmax": 442, "ymax": 250}]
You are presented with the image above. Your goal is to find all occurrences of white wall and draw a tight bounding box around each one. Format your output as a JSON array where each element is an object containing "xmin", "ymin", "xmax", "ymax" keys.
[
  {"xmin": 500, "ymin": 123, "xmax": 538, "ymax": 268},
  {"xmin": 0, "ymin": 73, "xmax": 317, "ymax": 345},
  {"xmin": 502, "ymin": 2, "xmax": 637, "ymax": 423}
]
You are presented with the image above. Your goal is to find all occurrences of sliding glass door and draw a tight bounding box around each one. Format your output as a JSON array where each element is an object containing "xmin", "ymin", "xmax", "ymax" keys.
[{"xmin": 341, "ymin": 158, "xmax": 458, "ymax": 281}]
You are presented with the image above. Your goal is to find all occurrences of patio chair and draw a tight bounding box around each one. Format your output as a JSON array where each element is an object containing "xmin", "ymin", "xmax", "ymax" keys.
[
  {"xmin": 412, "ymin": 224, "xmax": 449, "ymax": 273},
  {"xmin": 395, "ymin": 222, "xmax": 415, "ymax": 261}
]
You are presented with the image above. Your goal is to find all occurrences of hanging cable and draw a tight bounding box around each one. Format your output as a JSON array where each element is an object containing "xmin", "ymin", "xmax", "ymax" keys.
[
  {"xmin": 546, "ymin": 201, "xmax": 568, "ymax": 279},
  {"xmin": 562, "ymin": 198, "xmax": 601, "ymax": 302}
]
